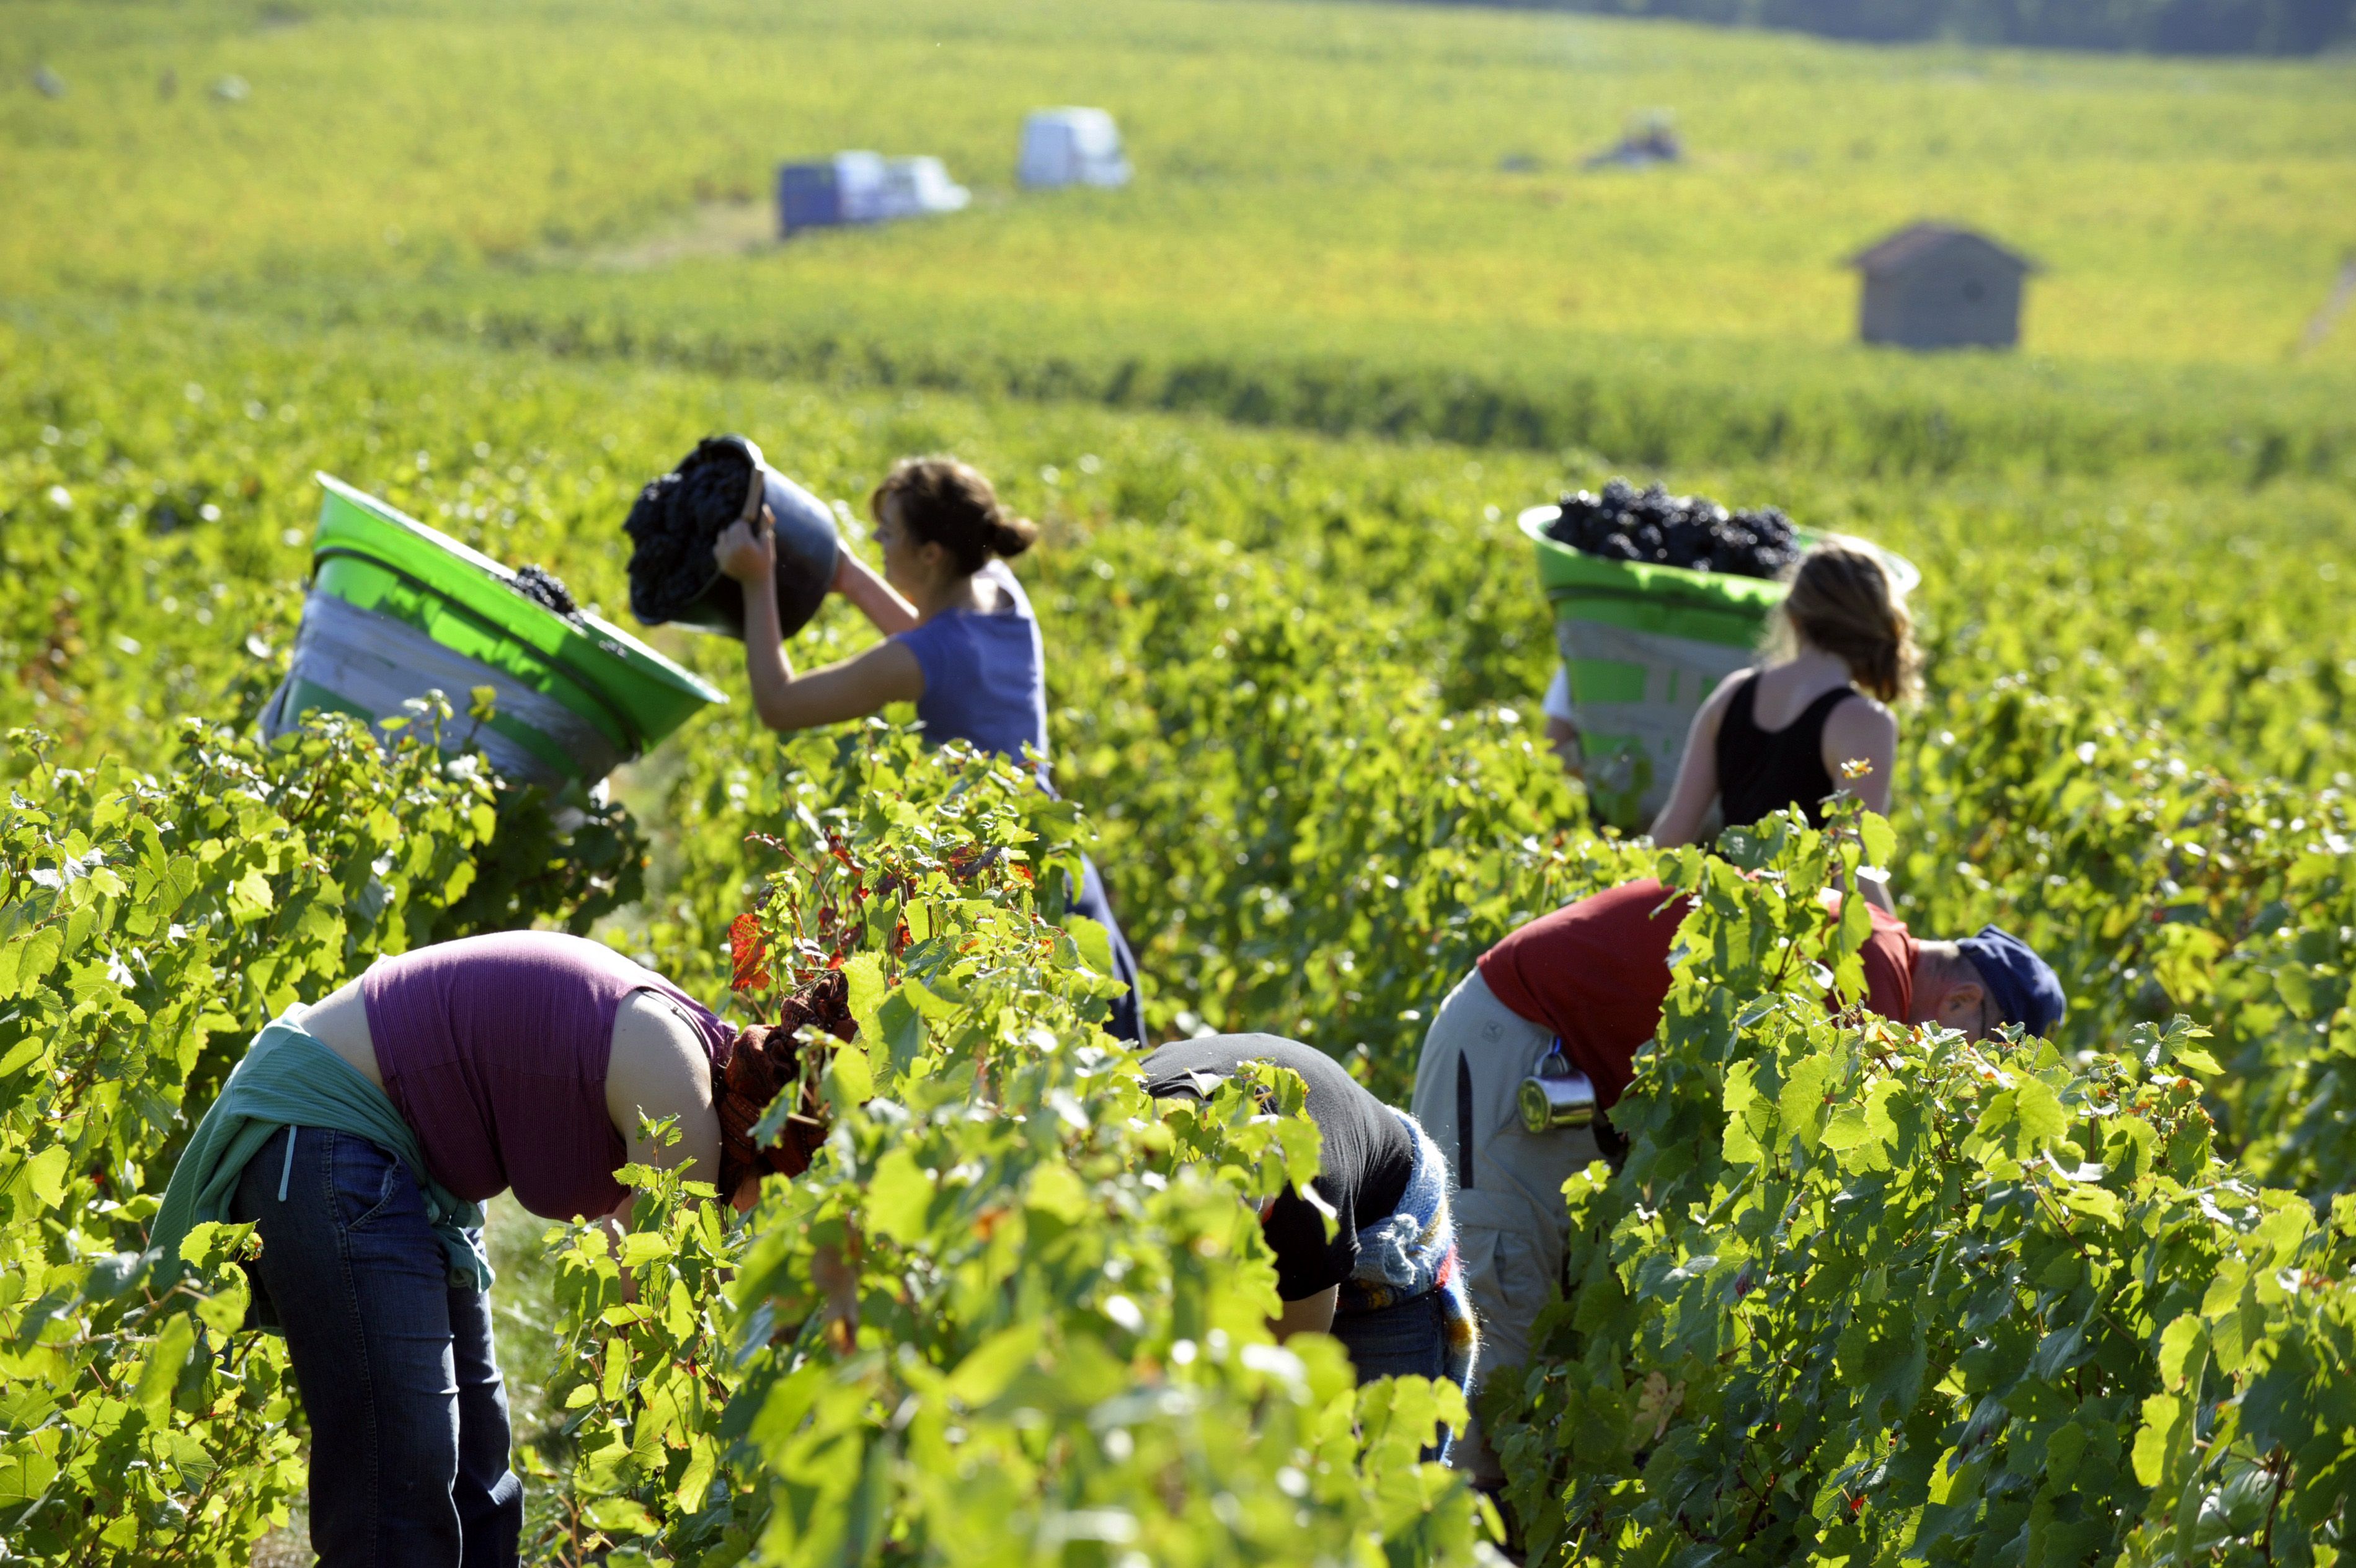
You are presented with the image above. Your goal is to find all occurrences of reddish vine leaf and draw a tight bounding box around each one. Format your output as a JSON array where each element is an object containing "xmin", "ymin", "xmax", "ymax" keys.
[{"xmin": 729, "ymin": 912, "xmax": 773, "ymax": 993}]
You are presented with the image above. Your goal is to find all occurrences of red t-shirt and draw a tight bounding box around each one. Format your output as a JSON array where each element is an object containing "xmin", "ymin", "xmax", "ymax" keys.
[{"xmin": 1476, "ymin": 879, "xmax": 1915, "ymax": 1112}]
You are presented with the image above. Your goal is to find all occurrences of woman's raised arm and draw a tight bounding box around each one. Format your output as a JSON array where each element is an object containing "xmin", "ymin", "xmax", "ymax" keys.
[
  {"xmin": 833, "ymin": 547, "xmax": 921, "ymax": 636},
  {"xmin": 718, "ymin": 512, "xmax": 926, "ymax": 734},
  {"xmin": 742, "ymin": 640, "xmax": 925, "ymax": 735}
]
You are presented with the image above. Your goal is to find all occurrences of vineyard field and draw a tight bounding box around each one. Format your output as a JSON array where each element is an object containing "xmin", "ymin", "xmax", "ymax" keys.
[
  {"xmin": 5, "ymin": 0, "xmax": 2356, "ymax": 1562},
  {"xmin": 6, "ymin": 0, "xmax": 2356, "ymax": 474}
]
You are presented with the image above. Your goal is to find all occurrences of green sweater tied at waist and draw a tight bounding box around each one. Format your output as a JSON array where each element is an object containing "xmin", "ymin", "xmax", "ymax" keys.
[{"xmin": 151, "ymin": 1013, "xmax": 492, "ymax": 1291}]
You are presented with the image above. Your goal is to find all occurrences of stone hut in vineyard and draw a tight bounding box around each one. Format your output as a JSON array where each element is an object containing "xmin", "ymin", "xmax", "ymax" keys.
[{"xmin": 1848, "ymin": 223, "xmax": 2037, "ymax": 350}]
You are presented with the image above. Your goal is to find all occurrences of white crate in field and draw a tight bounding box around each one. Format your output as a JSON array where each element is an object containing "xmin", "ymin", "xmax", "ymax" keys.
[
  {"xmin": 876, "ymin": 156, "xmax": 971, "ymax": 219},
  {"xmin": 831, "ymin": 151, "xmax": 891, "ymax": 224},
  {"xmin": 1019, "ymin": 108, "xmax": 1132, "ymax": 189}
]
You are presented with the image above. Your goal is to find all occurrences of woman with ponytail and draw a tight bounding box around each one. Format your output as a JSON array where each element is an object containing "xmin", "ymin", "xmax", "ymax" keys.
[
  {"xmin": 715, "ymin": 455, "xmax": 1143, "ymax": 1040},
  {"xmin": 149, "ymin": 933, "xmax": 850, "ymax": 1567},
  {"xmin": 1650, "ymin": 543, "xmax": 1920, "ymax": 908}
]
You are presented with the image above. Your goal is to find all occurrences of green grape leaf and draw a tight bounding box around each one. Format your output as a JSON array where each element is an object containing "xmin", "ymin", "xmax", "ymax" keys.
[
  {"xmin": 226, "ymin": 868, "xmax": 275, "ymax": 922},
  {"xmin": 584, "ymin": 1495, "xmax": 660, "ymax": 1536},
  {"xmin": 1858, "ymin": 812, "xmax": 1897, "ymax": 871},
  {"xmin": 2158, "ymin": 1315, "xmax": 2208, "ymax": 1393},
  {"xmin": 1063, "ymin": 915, "xmax": 1115, "ymax": 980},
  {"xmin": 195, "ymin": 1270, "xmax": 251, "ymax": 1336},
  {"xmin": 948, "ymin": 1323, "xmax": 1043, "ymax": 1407},
  {"xmin": 0, "ymin": 926, "xmax": 64, "ymax": 999},
  {"xmin": 135, "ymin": 1313, "xmax": 196, "ymax": 1425},
  {"xmin": 1778, "ymin": 1053, "xmax": 1836, "ymax": 1156},
  {"xmin": 843, "ymin": 952, "xmax": 886, "ymax": 1038},
  {"xmin": 1023, "ymin": 1161, "xmax": 1091, "ymax": 1225},
  {"xmin": 866, "ymin": 1148, "xmax": 938, "ymax": 1245},
  {"xmin": 2132, "ymin": 1390, "xmax": 2194, "ymax": 1493}
]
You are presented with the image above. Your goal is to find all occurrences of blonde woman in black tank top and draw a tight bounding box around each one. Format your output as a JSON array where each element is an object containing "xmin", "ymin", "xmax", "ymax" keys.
[{"xmin": 1650, "ymin": 543, "xmax": 1919, "ymax": 912}]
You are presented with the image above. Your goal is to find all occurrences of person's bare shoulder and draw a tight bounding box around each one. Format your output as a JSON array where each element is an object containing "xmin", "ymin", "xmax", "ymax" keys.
[
  {"xmin": 1693, "ymin": 667, "xmax": 1750, "ymax": 729},
  {"xmin": 606, "ymin": 992, "xmax": 713, "ymax": 1124},
  {"xmin": 1825, "ymin": 691, "xmax": 1898, "ymax": 743},
  {"xmin": 605, "ymin": 990, "xmax": 728, "ymax": 1184},
  {"xmin": 1821, "ymin": 691, "xmax": 1899, "ymax": 797}
]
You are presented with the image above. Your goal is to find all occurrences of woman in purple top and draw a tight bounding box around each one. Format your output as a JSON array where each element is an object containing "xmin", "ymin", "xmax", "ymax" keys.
[
  {"xmin": 215, "ymin": 932, "xmax": 844, "ymax": 1567},
  {"xmin": 716, "ymin": 455, "xmax": 1142, "ymax": 1040}
]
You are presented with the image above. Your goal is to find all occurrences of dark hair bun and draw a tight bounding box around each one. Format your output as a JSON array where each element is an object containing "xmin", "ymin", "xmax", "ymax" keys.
[
  {"xmin": 990, "ymin": 513, "xmax": 1040, "ymax": 560},
  {"xmin": 871, "ymin": 456, "xmax": 1036, "ymax": 576}
]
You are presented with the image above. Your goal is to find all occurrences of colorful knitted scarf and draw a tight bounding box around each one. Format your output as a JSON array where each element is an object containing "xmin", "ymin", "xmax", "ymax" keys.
[{"xmin": 1337, "ymin": 1107, "xmax": 1479, "ymax": 1396}]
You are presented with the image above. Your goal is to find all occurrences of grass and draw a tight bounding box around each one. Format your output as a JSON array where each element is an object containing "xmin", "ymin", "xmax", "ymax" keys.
[
  {"xmin": 5, "ymin": 0, "xmax": 2353, "ymax": 479},
  {"xmin": 7, "ymin": 0, "xmax": 2351, "ymax": 365}
]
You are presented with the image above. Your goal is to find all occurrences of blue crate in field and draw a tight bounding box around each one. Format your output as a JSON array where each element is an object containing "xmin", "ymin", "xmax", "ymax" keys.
[{"xmin": 776, "ymin": 161, "xmax": 843, "ymax": 234}]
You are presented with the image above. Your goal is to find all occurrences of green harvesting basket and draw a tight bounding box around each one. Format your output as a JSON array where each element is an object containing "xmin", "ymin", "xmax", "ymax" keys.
[
  {"xmin": 1518, "ymin": 503, "xmax": 1916, "ymax": 829},
  {"xmin": 265, "ymin": 474, "xmax": 725, "ymax": 789}
]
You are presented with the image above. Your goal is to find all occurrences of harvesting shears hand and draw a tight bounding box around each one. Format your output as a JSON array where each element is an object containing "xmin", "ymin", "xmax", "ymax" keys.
[{"xmin": 714, "ymin": 505, "xmax": 777, "ymax": 585}]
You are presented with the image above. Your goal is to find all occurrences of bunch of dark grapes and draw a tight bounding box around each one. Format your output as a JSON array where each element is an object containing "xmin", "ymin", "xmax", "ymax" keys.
[
  {"xmin": 624, "ymin": 437, "xmax": 757, "ymax": 623},
  {"xmin": 1546, "ymin": 478, "xmax": 1799, "ymax": 580},
  {"xmin": 509, "ymin": 564, "xmax": 580, "ymax": 620}
]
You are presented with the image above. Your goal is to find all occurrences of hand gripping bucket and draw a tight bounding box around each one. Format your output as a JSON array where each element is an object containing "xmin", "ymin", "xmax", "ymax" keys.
[
  {"xmin": 260, "ymin": 474, "xmax": 725, "ymax": 794},
  {"xmin": 1519, "ymin": 503, "xmax": 1917, "ymax": 830}
]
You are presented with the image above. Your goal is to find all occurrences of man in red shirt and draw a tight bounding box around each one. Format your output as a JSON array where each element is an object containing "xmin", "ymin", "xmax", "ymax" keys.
[{"xmin": 1412, "ymin": 877, "xmax": 2064, "ymax": 1488}]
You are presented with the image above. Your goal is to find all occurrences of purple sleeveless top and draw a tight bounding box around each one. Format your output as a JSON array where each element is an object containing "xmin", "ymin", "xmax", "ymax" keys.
[
  {"xmin": 890, "ymin": 560, "xmax": 1052, "ymax": 785},
  {"xmin": 360, "ymin": 931, "xmax": 734, "ymax": 1221}
]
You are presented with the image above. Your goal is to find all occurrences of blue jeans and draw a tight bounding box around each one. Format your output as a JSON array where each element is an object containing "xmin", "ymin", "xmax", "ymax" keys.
[
  {"xmin": 229, "ymin": 1127, "xmax": 522, "ymax": 1567},
  {"xmin": 1071, "ymin": 853, "xmax": 1143, "ymax": 1043},
  {"xmin": 1329, "ymin": 1290, "xmax": 1454, "ymax": 1461}
]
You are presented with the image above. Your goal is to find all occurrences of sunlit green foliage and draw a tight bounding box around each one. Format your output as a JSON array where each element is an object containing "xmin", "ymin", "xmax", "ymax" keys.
[
  {"xmin": 6, "ymin": 0, "xmax": 2356, "ymax": 474},
  {"xmin": 530, "ymin": 735, "xmax": 1486, "ymax": 1564},
  {"xmin": 4, "ymin": 1, "xmax": 2356, "ymax": 1558},
  {"xmin": 1502, "ymin": 805, "xmax": 2356, "ymax": 1562},
  {"xmin": 0, "ymin": 712, "xmax": 625, "ymax": 1561}
]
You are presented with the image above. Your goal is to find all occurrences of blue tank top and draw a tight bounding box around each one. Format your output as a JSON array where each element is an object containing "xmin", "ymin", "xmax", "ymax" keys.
[{"xmin": 890, "ymin": 560, "xmax": 1051, "ymax": 782}]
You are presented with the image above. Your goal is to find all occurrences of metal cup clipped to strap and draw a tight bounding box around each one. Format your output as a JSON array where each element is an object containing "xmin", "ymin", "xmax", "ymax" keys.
[{"xmin": 1518, "ymin": 1042, "xmax": 1598, "ymax": 1135}]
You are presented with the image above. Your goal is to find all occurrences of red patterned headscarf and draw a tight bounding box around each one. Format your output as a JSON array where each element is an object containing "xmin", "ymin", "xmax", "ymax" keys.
[{"xmin": 715, "ymin": 971, "xmax": 857, "ymax": 1197}]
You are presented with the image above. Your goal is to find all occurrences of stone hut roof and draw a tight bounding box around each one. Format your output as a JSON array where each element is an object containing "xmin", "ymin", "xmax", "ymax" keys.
[{"xmin": 1848, "ymin": 223, "xmax": 2039, "ymax": 278}]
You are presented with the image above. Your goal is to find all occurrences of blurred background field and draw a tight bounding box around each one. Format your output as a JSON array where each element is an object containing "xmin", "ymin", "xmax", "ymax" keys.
[{"xmin": 5, "ymin": 0, "xmax": 2354, "ymax": 478}]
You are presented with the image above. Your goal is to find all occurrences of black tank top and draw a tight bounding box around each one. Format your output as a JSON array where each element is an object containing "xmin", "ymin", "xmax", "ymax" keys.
[{"xmin": 1715, "ymin": 672, "xmax": 1858, "ymax": 830}]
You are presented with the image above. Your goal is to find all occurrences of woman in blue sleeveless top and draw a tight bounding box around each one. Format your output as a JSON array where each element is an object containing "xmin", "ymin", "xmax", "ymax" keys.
[{"xmin": 715, "ymin": 456, "xmax": 1143, "ymax": 1042}]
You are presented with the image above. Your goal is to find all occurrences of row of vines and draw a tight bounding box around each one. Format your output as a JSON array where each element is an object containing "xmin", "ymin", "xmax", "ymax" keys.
[{"xmin": 2, "ymin": 308, "xmax": 2353, "ymax": 1563}]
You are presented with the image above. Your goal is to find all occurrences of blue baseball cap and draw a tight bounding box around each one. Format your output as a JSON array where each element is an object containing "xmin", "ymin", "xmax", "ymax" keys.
[{"xmin": 1955, "ymin": 924, "xmax": 2066, "ymax": 1037}]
